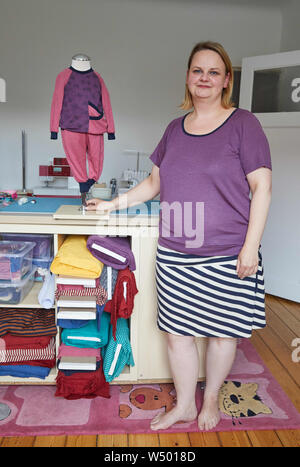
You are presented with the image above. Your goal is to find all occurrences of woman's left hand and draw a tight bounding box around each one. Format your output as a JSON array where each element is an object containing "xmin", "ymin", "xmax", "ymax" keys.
[{"xmin": 236, "ymin": 245, "xmax": 259, "ymax": 280}]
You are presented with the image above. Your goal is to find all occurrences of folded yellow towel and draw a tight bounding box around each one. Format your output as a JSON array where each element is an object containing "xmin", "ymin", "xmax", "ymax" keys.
[{"xmin": 50, "ymin": 235, "xmax": 103, "ymax": 278}]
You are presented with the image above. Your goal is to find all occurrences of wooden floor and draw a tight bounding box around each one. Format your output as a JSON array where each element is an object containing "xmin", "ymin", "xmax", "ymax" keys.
[{"xmin": 0, "ymin": 294, "xmax": 299, "ymax": 447}]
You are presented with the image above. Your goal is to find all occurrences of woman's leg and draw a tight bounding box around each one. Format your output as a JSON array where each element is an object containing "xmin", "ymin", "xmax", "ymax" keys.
[
  {"xmin": 198, "ymin": 337, "xmax": 237, "ymax": 430},
  {"xmin": 150, "ymin": 333, "xmax": 199, "ymax": 431}
]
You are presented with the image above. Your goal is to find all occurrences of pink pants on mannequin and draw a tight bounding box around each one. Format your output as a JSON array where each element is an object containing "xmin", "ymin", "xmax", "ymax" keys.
[{"xmin": 61, "ymin": 129, "xmax": 104, "ymax": 183}]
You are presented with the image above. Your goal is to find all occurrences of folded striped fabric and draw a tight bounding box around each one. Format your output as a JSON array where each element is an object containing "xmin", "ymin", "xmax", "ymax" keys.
[
  {"xmin": 0, "ymin": 308, "xmax": 57, "ymax": 337},
  {"xmin": 55, "ymin": 284, "xmax": 107, "ymax": 305},
  {"xmin": 0, "ymin": 333, "xmax": 56, "ymax": 365}
]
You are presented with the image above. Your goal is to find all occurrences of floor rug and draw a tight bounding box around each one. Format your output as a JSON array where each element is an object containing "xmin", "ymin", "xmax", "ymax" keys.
[{"xmin": 0, "ymin": 339, "xmax": 299, "ymax": 436}]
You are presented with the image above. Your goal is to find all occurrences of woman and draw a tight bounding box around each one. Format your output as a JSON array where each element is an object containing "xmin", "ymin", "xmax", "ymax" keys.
[{"xmin": 86, "ymin": 41, "xmax": 272, "ymax": 431}]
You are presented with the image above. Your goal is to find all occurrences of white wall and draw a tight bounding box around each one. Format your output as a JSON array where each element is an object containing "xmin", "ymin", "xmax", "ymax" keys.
[
  {"xmin": 2, "ymin": 0, "xmax": 299, "ymax": 302},
  {"xmin": 0, "ymin": 0, "xmax": 282, "ymax": 190}
]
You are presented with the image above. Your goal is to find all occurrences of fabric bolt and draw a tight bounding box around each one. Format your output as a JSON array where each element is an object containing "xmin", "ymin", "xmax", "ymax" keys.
[
  {"xmin": 150, "ymin": 108, "xmax": 272, "ymax": 256},
  {"xmin": 102, "ymin": 318, "xmax": 134, "ymax": 382},
  {"xmin": 55, "ymin": 283, "xmax": 107, "ymax": 306},
  {"xmin": 61, "ymin": 311, "xmax": 110, "ymax": 348},
  {"xmin": 0, "ymin": 308, "xmax": 57, "ymax": 337},
  {"xmin": 57, "ymin": 344, "xmax": 101, "ymax": 360},
  {"xmin": 61, "ymin": 129, "xmax": 104, "ymax": 183},
  {"xmin": 57, "ymin": 359, "xmax": 101, "ymax": 375},
  {"xmin": 155, "ymin": 244, "xmax": 266, "ymax": 339},
  {"xmin": 55, "ymin": 363, "xmax": 110, "ymax": 400},
  {"xmin": 50, "ymin": 67, "xmax": 115, "ymax": 138},
  {"xmin": 57, "ymin": 304, "xmax": 105, "ymax": 330},
  {"xmin": 57, "ymin": 318, "xmax": 90, "ymax": 329},
  {"xmin": 104, "ymin": 268, "xmax": 138, "ymax": 340},
  {"xmin": 87, "ymin": 235, "xmax": 136, "ymax": 271},
  {"xmin": 0, "ymin": 334, "xmax": 56, "ymax": 365},
  {"xmin": 50, "ymin": 235, "xmax": 103, "ymax": 278}
]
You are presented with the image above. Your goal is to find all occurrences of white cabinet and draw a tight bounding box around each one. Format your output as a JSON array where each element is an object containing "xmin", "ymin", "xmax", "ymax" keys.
[{"xmin": 0, "ymin": 216, "xmax": 206, "ymax": 385}]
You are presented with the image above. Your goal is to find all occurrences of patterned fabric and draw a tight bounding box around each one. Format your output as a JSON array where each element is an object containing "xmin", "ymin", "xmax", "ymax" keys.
[
  {"xmin": 102, "ymin": 318, "xmax": 134, "ymax": 383},
  {"xmin": 99, "ymin": 265, "xmax": 118, "ymax": 300},
  {"xmin": 155, "ymin": 244, "xmax": 266, "ymax": 338},
  {"xmin": 55, "ymin": 283, "xmax": 107, "ymax": 305},
  {"xmin": 0, "ymin": 334, "xmax": 55, "ymax": 364},
  {"xmin": 0, "ymin": 308, "xmax": 57, "ymax": 337}
]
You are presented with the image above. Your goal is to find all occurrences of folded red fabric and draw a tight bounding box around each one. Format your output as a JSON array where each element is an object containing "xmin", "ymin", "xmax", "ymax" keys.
[
  {"xmin": 55, "ymin": 282, "xmax": 107, "ymax": 305},
  {"xmin": 104, "ymin": 268, "xmax": 138, "ymax": 340},
  {"xmin": 0, "ymin": 333, "xmax": 56, "ymax": 367},
  {"xmin": 55, "ymin": 364, "xmax": 110, "ymax": 400}
]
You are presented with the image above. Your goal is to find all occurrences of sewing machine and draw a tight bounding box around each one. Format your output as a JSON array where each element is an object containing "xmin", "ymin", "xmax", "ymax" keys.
[{"xmin": 33, "ymin": 157, "xmax": 80, "ymax": 197}]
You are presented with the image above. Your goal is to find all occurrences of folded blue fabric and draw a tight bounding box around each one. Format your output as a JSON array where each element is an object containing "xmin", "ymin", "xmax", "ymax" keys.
[
  {"xmin": 102, "ymin": 318, "xmax": 135, "ymax": 382},
  {"xmin": 57, "ymin": 318, "xmax": 87, "ymax": 329},
  {"xmin": 0, "ymin": 365, "xmax": 51, "ymax": 379},
  {"xmin": 61, "ymin": 311, "xmax": 110, "ymax": 348}
]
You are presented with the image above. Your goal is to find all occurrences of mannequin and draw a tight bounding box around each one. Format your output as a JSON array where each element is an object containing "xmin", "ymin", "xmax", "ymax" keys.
[
  {"xmin": 50, "ymin": 54, "xmax": 115, "ymax": 208},
  {"xmin": 71, "ymin": 54, "xmax": 92, "ymax": 72}
]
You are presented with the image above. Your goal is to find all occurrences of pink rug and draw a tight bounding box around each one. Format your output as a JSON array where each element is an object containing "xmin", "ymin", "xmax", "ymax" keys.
[{"xmin": 0, "ymin": 339, "xmax": 299, "ymax": 436}]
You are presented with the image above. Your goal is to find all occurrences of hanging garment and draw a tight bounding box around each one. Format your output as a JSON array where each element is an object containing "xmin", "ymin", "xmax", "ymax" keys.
[
  {"xmin": 102, "ymin": 318, "xmax": 134, "ymax": 382},
  {"xmin": 50, "ymin": 67, "xmax": 115, "ymax": 186},
  {"xmin": 50, "ymin": 67, "xmax": 115, "ymax": 139},
  {"xmin": 104, "ymin": 268, "xmax": 138, "ymax": 340},
  {"xmin": 61, "ymin": 130, "xmax": 104, "ymax": 184}
]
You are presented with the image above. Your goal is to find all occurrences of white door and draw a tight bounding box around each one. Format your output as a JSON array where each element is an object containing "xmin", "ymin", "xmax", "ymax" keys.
[{"xmin": 239, "ymin": 50, "xmax": 300, "ymax": 302}]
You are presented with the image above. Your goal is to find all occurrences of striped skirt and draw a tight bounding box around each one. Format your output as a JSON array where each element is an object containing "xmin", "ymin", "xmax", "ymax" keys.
[{"xmin": 155, "ymin": 245, "xmax": 266, "ymax": 339}]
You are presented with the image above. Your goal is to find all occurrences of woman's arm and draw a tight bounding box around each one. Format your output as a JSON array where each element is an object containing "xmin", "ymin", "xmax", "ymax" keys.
[
  {"xmin": 85, "ymin": 165, "xmax": 160, "ymax": 212},
  {"xmin": 236, "ymin": 167, "xmax": 272, "ymax": 279}
]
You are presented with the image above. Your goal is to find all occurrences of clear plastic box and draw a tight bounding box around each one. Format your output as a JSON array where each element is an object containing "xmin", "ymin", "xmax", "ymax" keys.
[
  {"xmin": 32, "ymin": 256, "xmax": 54, "ymax": 281},
  {"xmin": 0, "ymin": 241, "xmax": 35, "ymax": 282},
  {"xmin": 0, "ymin": 266, "xmax": 37, "ymax": 304},
  {"xmin": 1, "ymin": 233, "xmax": 53, "ymax": 259}
]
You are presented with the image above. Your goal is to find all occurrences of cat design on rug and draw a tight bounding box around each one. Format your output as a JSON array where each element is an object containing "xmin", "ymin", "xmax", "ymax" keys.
[
  {"xmin": 118, "ymin": 384, "xmax": 176, "ymax": 419},
  {"xmin": 219, "ymin": 380, "xmax": 272, "ymax": 424}
]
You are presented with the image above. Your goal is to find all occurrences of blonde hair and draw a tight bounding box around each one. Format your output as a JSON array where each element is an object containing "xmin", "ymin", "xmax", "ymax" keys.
[{"xmin": 180, "ymin": 41, "xmax": 234, "ymax": 110}]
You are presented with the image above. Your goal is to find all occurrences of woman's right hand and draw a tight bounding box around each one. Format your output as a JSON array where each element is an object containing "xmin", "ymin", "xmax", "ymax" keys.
[{"xmin": 85, "ymin": 198, "xmax": 115, "ymax": 212}]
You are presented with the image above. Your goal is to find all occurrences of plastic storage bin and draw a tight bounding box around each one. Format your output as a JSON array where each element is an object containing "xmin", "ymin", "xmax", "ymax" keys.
[
  {"xmin": 32, "ymin": 256, "xmax": 54, "ymax": 281},
  {"xmin": 1, "ymin": 233, "xmax": 53, "ymax": 258},
  {"xmin": 0, "ymin": 241, "xmax": 35, "ymax": 282},
  {"xmin": 0, "ymin": 266, "xmax": 37, "ymax": 304}
]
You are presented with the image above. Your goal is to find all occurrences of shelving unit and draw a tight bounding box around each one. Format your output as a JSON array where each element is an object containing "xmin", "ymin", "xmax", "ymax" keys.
[{"xmin": 0, "ymin": 211, "xmax": 207, "ymax": 386}]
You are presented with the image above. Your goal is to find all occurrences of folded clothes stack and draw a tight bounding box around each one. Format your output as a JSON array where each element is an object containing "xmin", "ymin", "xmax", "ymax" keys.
[
  {"xmin": 0, "ymin": 308, "xmax": 57, "ymax": 379},
  {"xmin": 51, "ymin": 235, "xmax": 138, "ymax": 400}
]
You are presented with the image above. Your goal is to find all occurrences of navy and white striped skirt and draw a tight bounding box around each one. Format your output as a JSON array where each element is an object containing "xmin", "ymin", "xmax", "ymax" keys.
[{"xmin": 155, "ymin": 245, "xmax": 266, "ymax": 338}]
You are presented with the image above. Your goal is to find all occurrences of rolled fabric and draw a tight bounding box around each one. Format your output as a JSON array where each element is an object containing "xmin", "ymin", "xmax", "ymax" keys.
[
  {"xmin": 87, "ymin": 236, "xmax": 136, "ymax": 271},
  {"xmin": 51, "ymin": 235, "xmax": 103, "ymax": 278},
  {"xmin": 38, "ymin": 271, "xmax": 55, "ymax": 309}
]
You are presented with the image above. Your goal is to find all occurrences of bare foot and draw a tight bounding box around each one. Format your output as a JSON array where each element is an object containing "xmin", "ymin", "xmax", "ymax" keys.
[
  {"xmin": 198, "ymin": 397, "xmax": 221, "ymax": 431},
  {"xmin": 150, "ymin": 404, "xmax": 197, "ymax": 431}
]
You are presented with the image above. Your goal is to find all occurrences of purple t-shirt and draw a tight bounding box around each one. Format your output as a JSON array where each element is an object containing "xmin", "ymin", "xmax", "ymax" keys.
[{"xmin": 150, "ymin": 108, "xmax": 272, "ymax": 256}]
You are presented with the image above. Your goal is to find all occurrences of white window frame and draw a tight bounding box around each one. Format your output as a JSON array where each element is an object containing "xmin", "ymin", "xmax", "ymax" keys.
[{"xmin": 239, "ymin": 50, "xmax": 300, "ymax": 127}]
